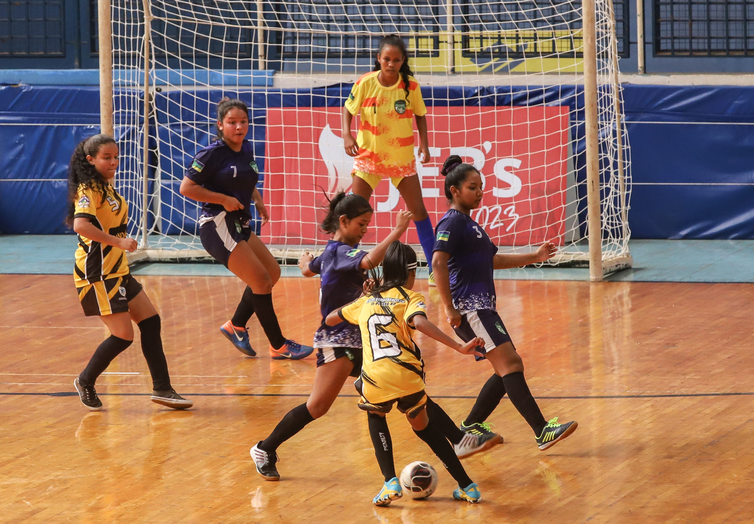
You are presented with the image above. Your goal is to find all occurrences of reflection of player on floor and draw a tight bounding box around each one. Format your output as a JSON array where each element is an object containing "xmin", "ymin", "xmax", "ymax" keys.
[
  {"xmin": 180, "ymin": 98, "xmax": 312, "ymax": 360},
  {"xmin": 250, "ymin": 194, "xmax": 412, "ymax": 480},
  {"xmin": 432, "ymin": 155, "xmax": 578, "ymax": 450},
  {"xmin": 67, "ymin": 134, "xmax": 192, "ymax": 411},
  {"xmin": 327, "ymin": 241, "xmax": 486, "ymax": 505},
  {"xmin": 342, "ymin": 34, "xmax": 437, "ymax": 283}
]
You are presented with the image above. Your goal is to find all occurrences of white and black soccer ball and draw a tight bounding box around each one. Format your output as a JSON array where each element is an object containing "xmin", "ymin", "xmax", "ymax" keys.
[{"xmin": 399, "ymin": 461, "xmax": 438, "ymax": 499}]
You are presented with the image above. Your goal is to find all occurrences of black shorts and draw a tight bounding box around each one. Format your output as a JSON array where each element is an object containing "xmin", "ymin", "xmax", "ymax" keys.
[
  {"xmin": 354, "ymin": 377, "xmax": 428, "ymax": 419},
  {"xmin": 316, "ymin": 347, "xmax": 363, "ymax": 378},
  {"xmin": 199, "ymin": 211, "xmax": 252, "ymax": 267},
  {"xmin": 77, "ymin": 274, "xmax": 143, "ymax": 317},
  {"xmin": 453, "ymin": 309, "xmax": 515, "ymax": 361}
]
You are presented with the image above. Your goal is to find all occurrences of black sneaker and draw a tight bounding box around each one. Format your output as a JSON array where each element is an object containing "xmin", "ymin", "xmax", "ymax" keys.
[
  {"xmin": 250, "ymin": 442, "xmax": 280, "ymax": 481},
  {"xmin": 536, "ymin": 418, "xmax": 578, "ymax": 450},
  {"xmin": 461, "ymin": 420, "xmax": 504, "ymax": 441},
  {"xmin": 151, "ymin": 389, "xmax": 193, "ymax": 410},
  {"xmin": 74, "ymin": 378, "xmax": 102, "ymax": 411}
]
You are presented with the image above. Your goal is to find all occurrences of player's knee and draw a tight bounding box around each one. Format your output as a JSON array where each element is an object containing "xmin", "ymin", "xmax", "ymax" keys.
[
  {"xmin": 251, "ymin": 273, "xmax": 274, "ymax": 294},
  {"xmin": 137, "ymin": 314, "xmax": 160, "ymax": 333},
  {"xmin": 306, "ymin": 401, "xmax": 329, "ymax": 420}
]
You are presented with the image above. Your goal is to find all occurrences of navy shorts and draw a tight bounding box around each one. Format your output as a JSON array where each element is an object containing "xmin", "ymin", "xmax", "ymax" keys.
[
  {"xmin": 316, "ymin": 347, "xmax": 363, "ymax": 378},
  {"xmin": 77, "ymin": 274, "xmax": 143, "ymax": 317},
  {"xmin": 453, "ymin": 309, "xmax": 515, "ymax": 360},
  {"xmin": 199, "ymin": 211, "xmax": 252, "ymax": 267}
]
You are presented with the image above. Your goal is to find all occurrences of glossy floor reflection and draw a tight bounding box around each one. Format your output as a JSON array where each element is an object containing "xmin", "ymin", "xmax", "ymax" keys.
[{"xmin": 2, "ymin": 275, "xmax": 753, "ymax": 522}]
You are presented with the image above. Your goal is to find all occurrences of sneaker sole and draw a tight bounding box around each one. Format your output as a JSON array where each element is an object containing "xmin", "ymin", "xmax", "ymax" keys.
[
  {"xmin": 73, "ymin": 379, "xmax": 102, "ymax": 411},
  {"xmin": 457, "ymin": 435, "xmax": 504, "ymax": 459},
  {"xmin": 220, "ymin": 328, "xmax": 257, "ymax": 357},
  {"xmin": 270, "ymin": 350, "xmax": 313, "ymax": 360},
  {"xmin": 373, "ymin": 492, "xmax": 402, "ymax": 506},
  {"xmin": 453, "ymin": 492, "xmax": 481, "ymax": 503},
  {"xmin": 538, "ymin": 421, "xmax": 578, "ymax": 451},
  {"xmin": 150, "ymin": 397, "xmax": 193, "ymax": 410}
]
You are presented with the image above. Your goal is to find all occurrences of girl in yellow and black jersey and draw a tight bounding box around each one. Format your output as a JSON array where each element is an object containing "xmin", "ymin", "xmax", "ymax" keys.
[
  {"xmin": 66, "ymin": 134, "xmax": 191, "ymax": 412},
  {"xmin": 327, "ymin": 241, "xmax": 490, "ymax": 505}
]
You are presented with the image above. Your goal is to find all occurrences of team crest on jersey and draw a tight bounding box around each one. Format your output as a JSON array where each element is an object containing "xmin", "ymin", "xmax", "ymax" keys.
[
  {"xmin": 437, "ymin": 231, "xmax": 450, "ymax": 242},
  {"xmin": 348, "ymin": 92, "xmax": 355, "ymax": 101},
  {"xmin": 249, "ymin": 161, "xmax": 259, "ymax": 173},
  {"xmin": 77, "ymin": 195, "xmax": 90, "ymax": 209},
  {"xmin": 235, "ymin": 220, "xmax": 242, "ymax": 234},
  {"xmin": 495, "ymin": 321, "xmax": 506, "ymax": 335},
  {"xmin": 191, "ymin": 159, "xmax": 204, "ymax": 173},
  {"xmin": 346, "ymin": 248, "xmax": 362, "ymax": 257},
  {"xmin": 394, "ymin": 99, "xmax": 407, "ymax": 114},
  {"xmin": 119, "ymin": 286, "xmax": 127, "ymax": 297}
]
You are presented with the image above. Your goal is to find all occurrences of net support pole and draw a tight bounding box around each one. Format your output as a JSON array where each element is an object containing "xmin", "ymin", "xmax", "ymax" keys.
[
  {"xmin": 583, "ymin": 0, "xmax": 603, "ymax": 281},
  {"xmin": 256, "ymin": 0, "xmax": 266, "ymax": 70},
  {"xmin": 97, "ymin": 0, "xmax": 113, "ymax": 136},
  {"xmin": 140, "ymin": 0, "xmax": 152, "ymax": 250},
  {"xmin": 637, "ymin": 0, "xmax": 646, "ymax": 74},
  {"xmin": 446, "ymin": 0, "xmax": 455, "ymax": 73}
]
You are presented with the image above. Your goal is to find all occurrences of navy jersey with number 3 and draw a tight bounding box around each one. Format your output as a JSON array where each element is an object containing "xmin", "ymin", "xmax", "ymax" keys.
[
  {"xmin": 433, "ymin": 209, "xmax": 498, "ymax": 314},
  {"xmin": 185, "ymin": 139, "xmax": 259, "ymax": 223}
]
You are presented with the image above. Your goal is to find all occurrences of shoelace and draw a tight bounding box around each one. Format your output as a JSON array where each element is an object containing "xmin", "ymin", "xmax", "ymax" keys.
[{"xmin": 545, "ymin": 417, "xmax": 560, "ymax": 428}]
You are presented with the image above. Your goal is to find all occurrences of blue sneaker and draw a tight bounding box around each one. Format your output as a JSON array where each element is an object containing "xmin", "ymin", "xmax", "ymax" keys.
[
  {"xmin": 220, "ymin": 321, "xmax": 256, "ymax": 356},
  {"xmin": 269, "ymin": 339, "xmax": 313, "ymax": 360},
  {"xmin": 453, "ymin": 482, "xmax": 481, "ymax": 503},
  {"xmin": 373, "ymin": 477, "xmax": 403, "ymax": 506}
]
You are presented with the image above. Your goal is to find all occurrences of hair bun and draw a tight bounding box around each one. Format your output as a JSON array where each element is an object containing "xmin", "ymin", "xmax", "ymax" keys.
[
  {"xmin": 441, "ymin": 155, "xmax": 463, "ymax": 177},
  {"xmin": 219, "ymin": 96, "xmax": 231, "ymax": 103}
]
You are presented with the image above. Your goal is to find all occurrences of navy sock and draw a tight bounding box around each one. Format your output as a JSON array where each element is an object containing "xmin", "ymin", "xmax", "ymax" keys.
[
  {"xmin": 250, "ymin": 292, "xmax": 286, "ymax": 349},
  {"xmin": 465, "ymin": 374, "xmax": 506, "ymax": 426},
  {"xmin": 231, "ymin": 286, "xmax": 255, "ymax": 327},
  {"xmin": 260, "ymin": 403, "xmax": 315, "ymax": 452},
  {"xmin": 414, "ymin": 421, "xmax": 473, "ymax": 488},
  {"xmin": 426, "ymin": 397, "xmax": 464, "ymax": 445},
  {"xmin": 414, "ymin": 217, "xmax": 435, "ymax": 274},
  {"xmin": 503, "ymin": 371, "xmax": 547, "ymax": 436}
]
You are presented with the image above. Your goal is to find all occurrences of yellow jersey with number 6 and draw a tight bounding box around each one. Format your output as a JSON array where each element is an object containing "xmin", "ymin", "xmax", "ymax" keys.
[{"xmin": 339, "ymin": 286, "xmax": 427, "ymax": 403}]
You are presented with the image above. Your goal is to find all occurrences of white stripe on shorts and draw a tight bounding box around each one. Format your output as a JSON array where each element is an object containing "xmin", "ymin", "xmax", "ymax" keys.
[
  {"xmin": 319, "ymin": 347, "xmax": 337, "ymax": 364},
  {"xmin": 208, "ymin": 211, "xmax": 237, "ymax": 253},
  {"xmin": 466, "ymin": 310, "xmax": 497, "ymax": 353}
]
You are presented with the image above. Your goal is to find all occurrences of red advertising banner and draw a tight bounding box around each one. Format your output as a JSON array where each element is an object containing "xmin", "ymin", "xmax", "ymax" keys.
[{"xmin": 264, "ymin": 106, "xmax": 569, "ymax": 246}]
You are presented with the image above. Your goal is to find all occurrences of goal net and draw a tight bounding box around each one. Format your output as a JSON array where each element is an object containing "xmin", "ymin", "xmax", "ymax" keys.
[{"xmin": 108, "ymin": 0, "xmax": 632, "ymax": 278}]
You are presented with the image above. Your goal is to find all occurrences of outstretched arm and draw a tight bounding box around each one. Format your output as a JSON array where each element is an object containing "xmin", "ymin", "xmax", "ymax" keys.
[
  {"xmin": 493, "ymin": 241, "xmax": 557, "ymax": 269},
  {"xmin": 360, "ymin": 210, "xmax": 413, "ymax": 270},
  {"xmin": 413, "ymin": 315, "xmax": 484, "ymax": 358}
]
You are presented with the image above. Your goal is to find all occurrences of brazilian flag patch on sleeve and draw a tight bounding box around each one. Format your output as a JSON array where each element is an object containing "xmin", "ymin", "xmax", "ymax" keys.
[
  {"xmin": 437, "ymin": 231, "xmax": 450, "ymax": 242},
  {"xmin": 346, "ymin": 248, "xmax": 362, "ymax": 257},
  {"xmin": 191, "ymin": 159, "xmax": 204, "ymax": 173}
]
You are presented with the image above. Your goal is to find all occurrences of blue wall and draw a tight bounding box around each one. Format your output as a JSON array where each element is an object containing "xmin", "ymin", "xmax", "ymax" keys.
[{"xmin": 1, "ymin": 82, "xmax": 752, "ymax": 238}]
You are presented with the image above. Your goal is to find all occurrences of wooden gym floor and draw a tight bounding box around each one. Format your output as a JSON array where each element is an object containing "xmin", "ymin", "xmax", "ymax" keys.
[{"xmin": 1, "ymin": 274, "xmax": 753, "ymax": 523}]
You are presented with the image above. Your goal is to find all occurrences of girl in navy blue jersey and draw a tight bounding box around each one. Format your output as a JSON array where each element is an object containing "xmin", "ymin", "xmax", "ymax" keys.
[
  {"xmin": 432, "ymin": 154, "xmax": 578, "ymax": 451},
  {"xmin": 180, "ymin": 98, "xmax": 312, "ymax": 360},
  {"xmin": 250, "ymin": 193, "xmax": 412, "ymax": 480}
]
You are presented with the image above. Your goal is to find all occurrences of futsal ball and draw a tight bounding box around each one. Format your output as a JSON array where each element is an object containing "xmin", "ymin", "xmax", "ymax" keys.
[{"xmin": 399, "ymin": 461, "xmax": 438, "ymax": 499}]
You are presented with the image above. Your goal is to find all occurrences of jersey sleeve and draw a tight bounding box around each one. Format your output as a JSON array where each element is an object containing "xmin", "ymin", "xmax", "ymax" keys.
[
  {"xmin": 308, "ymin": 255, "xmax": 323, "ymax": 275},
  {"xmin": 344, "ymin": 79, "xmax": 365, "ymax": 116},
  {"xmin": 339, "ymin": 295, "xmax": 368, "ymax": 325},
  {"xmin": 408, "ymin": 78, "xmax": 427, "ymax": 117},
  {"xmin": 185, "ymin": 146, "xmax": 214, "ymax": 186},
  {"xmin": 333, "ymin": 244, "xmax": 368, "ymax": 272},
  {"xmin": 73, "ymin": 186, "xmax": 102, "ymax": 219},
  {"xmin": 433, "ymin": 214, "xmax": 463, "ymax": 255},
  {"xmin": 405, "ymin": 290, "xmax": 428, "ymax": 326}
]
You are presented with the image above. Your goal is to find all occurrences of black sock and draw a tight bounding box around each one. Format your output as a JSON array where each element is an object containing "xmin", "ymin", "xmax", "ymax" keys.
[
  {"xmin": 465, "ymin": 374, "xmax": 506, "ymax": 426},
  {"xmin": 414, "ymin": 422, "xmax": 473, "ymax": 488},
  {"xmin": 259, "ymin": 403, "xmax": 315, "ymax": 453},
  {"xmin": 138, "ymin": 315, "xmax": 171, "ymax": 391},
  {"xmin": 79, "ymin": 335, "xmax": 132, "ymax": 386},
  {"xmin": 231, "ymin": 286, "xmax": 255, "ymax": 327},
  {"xmin": 426, "ymin": 397, "xmax": 464, "ymax": 445},
  {"xmin": 250, "ymin": 293, "xmax": 286, "ymax": 349},
  {"xmin": 503, "ymin": 371, "xmax": 547, "ymax": 436},
  {"xmin": 368, "ymin": 413, "xmax": 396, "ymax": 482}
]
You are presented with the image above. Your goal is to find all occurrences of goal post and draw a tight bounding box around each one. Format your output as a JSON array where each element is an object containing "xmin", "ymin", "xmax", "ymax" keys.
[{"xmin": 102, "ymin": 0, "xmax": 632, "ymax": 280}]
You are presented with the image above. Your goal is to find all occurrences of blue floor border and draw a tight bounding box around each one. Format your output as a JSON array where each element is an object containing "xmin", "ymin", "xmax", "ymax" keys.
[{"xmin": 2, "ymin": 235, "xmax": 754, "ymax": 283}]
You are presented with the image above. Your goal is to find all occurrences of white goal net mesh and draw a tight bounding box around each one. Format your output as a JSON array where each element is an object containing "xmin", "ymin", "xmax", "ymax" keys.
[{"xmin": 111, "ymin": 0, "xmax": 631, "ymax": 272}]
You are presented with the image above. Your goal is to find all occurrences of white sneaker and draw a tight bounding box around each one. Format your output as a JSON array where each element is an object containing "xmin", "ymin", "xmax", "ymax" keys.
[{"xmin": 454, "ymin": 431, "xmax": 503, "ymax": 459}]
